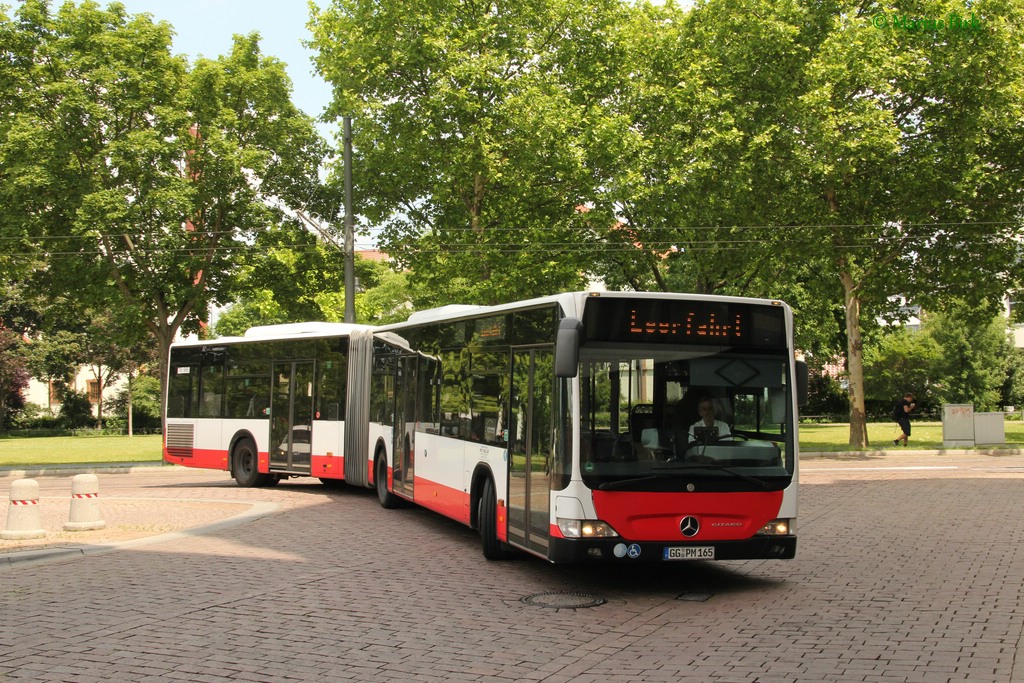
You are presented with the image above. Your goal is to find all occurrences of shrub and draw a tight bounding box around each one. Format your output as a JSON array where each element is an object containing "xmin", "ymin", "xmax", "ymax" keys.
[
  {"xmin": 108, "ymin": 375, "xmax": 162, "ymax": 430},
  {"xmin": 59, "ymin": 390, "xmax": 95, "ymax": 429},
  {"xmin": 803, "ymin": 371, "xmax": 849, "ymax": 421}
]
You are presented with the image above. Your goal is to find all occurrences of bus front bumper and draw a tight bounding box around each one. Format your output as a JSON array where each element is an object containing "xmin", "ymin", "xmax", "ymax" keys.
[{"xmin": 547, "ymin": 535, "xmax": 797, "ymax": 563}]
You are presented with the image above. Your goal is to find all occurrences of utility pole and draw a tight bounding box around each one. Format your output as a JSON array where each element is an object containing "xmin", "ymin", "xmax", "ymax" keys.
[{"xmin": 343, "ymin": 116, "xmax": 355, "ymax": 324}]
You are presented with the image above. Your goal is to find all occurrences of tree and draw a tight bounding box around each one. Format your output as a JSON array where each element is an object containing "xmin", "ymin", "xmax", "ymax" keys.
[
  {"xmin": 1001, "ymin": 347, "xmax": 1024, "ymax": 409},
  {"xmin": 782, "ymin": 0, "xmax": 1024, "ymax": 445},
  {"xmin": 863, "ymin": 324, "xmax": 944, "ymax": 415},
  {"xmin": 865, "ymin": 303, "xmax": 1012, "ymax": 416},
  {"xmin": 924, "ymin": 303, "xmax": 1010, "ymax": 411},
  {"xmin": 0, "ymin": 326, "xmax": 29, "ymax": 429},
  {"xmin": 213, "ymin": 225, "xmax": 413, "ymax": 336},
  {"xmin": 109, "ymin": 374, "xmax": 162, "ymax": 432},
  {"xmin": 79, "ymin": 307, "xmax": 156, "ymax": 429},
  {"xmin": 597, "ymin": 0, "xmax": 828, "ymax": 295},
  {"xmin": 21, "ymin": 329, "xmax": 84, "ymax": 406},
  {"xmin": 309, "ymin": 0, "xmax": 627, "ymax": 306},
  {"xmin": 605, "ymin": 0, "xmax": 1024, "ymax": 446},
  {"xmin": 1, "ymin": 2, "xmax": 328, "ymax": 416}
]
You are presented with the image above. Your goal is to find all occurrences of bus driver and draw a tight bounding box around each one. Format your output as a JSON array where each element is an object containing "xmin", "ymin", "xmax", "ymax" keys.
[{"xmin": 689, "ymin": 396, "xmax": 731, "ymax": 442}]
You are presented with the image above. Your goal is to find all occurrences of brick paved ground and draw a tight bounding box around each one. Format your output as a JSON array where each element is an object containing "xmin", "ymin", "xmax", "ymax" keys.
[{"xmin": 1, "ymin": 452, "xmax": 1023, "ymax": 682}]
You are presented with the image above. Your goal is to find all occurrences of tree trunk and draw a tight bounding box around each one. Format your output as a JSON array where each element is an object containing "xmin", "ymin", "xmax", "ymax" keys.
[
  {"xmin": 154, "ymin": 323, "xmax": 174, "ymax": 439},
  {"xmin": 95, "ymin": 367, "xmax": 104, "ymax": 430},
  {"xmin": 126, "ymin": 369, "xmax": 134, "ymax": 437},
  {"xmin": 841, "ymin": 270, "xmax": 869, "ymax": 447}
]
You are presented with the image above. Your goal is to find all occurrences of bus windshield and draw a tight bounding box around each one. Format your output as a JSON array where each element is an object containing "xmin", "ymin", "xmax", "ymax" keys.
[{"xmin": 578, "ymin": 346, "xmax": 795, "ymax": 492}]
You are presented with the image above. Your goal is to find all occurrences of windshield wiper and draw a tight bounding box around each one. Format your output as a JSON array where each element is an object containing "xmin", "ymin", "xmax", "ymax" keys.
[
  {"xmin": 651, "ymin": 463, "xmax": 772, "ymax": 490},
  {"xmin": 597, "ymin": 475, "xmax": 661, "ymax": 491},
  {"xmin": 598, "ymin": 464, "xmax": 774, "ymax": 491}
]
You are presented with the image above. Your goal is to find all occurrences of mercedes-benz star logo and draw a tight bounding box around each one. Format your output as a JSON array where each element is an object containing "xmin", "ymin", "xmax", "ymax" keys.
[{"xmin": 680, "ymin": 516, "xmax": 700, "ymax": 537}]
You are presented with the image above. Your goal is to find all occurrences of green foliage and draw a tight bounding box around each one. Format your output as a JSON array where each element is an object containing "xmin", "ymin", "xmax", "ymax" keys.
[
  {"xmin": 214, "ymin": 245, "xmax": 414, "ymax": 335},
  {"xmin": 864, "ymin": 325, "xmax": 944, "ymax": 414},
  {"xmin": 108, "ymin": 375, "xmax": 163, "ymax": 430},
  {"xmin": 0, "ymin": 327, "xmax": 29, "ymax": 429},
  {"xmin": 21, "ymin": 330, "xmax": 84, "ymax": 398},
  {"xmin": 355, "ymin": 265, "xmax": 413, "ymax": 324},
  {"xmin": 58, "ymin": 390, "xmax": 94, "ymax": 429},
  {"xmin": 1001, "ymin": 348, "xmax": 1024, "ymax": 408},
  {"xmin": 310, "ymin": 0, "xmax": 626, "ymax": 306},
  {"xmin": 214, "ymin": 290, "xmax": 289, "ymax": 337},
  {"xmin": 6, "ymin": 402, "xmax": 62, "ymax": 432},
  {"xmin": 1, "ymin": 2, "xmax": 327, "ymax": 411},
  {"xmin": 865, "ymin": 303, "xmax": 1012, "ymax": 414},
  {"xmin": 925, "ymin": 304, "xmax": 1010, "ymax": 411},
  {"xmin": 804, "ymin": 371, "xmax": 850, "ymax": 419}
]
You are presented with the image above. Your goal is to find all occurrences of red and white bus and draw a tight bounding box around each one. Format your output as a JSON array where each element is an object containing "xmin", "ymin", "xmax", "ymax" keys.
[{"xmin": 165, "ymin": 291, "xmax": 805, "ymax": 563}]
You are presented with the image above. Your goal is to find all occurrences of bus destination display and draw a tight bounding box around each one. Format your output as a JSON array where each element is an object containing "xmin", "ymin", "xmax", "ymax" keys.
[
  {"xmin": 583, "ymin": 297, "xmax": 785, "ymax": 347},
  {"xmin": 629, "ymin": 307, "xmax": 742, "ymax": 340}
]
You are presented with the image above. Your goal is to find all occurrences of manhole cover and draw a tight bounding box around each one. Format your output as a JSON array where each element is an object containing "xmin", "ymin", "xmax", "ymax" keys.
[
  {"xmin": 521, "ymin": 592, "xmax": 606, "ymax": 609},
  {"xmin": 676, "ymin": 592, "xmax": 713, "ymax": 602}
]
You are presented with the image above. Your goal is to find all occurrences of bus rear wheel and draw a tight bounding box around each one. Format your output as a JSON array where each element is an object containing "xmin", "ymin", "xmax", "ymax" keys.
[
  {"xmin": 375, "ymin": 454, "xmax": 401, "ymax": 509},
  {"xmin": 479, "ymin": 477, "xmax": 510, "ymax": 560},
  {"xmin": 233, "ymin": 438, "xmax": 269, "ymax": 487}
]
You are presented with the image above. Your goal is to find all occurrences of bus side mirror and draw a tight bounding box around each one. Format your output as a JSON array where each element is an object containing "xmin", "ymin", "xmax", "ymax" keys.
[
  {"xmin": 796, "ymin": 360, "xmax": 809, "ymax": 407},
  {"xmin": 555, "ymin": 318, "xmax": 582, "ymax": 378}
]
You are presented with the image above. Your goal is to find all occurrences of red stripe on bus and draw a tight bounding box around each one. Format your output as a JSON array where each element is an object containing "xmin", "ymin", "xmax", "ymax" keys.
[
  {"xmin": 412, "ymin": 476, "xmax": 472, "ymax": 526},
  {"xmin": 592, "ymin": 490, "xmax": 784, "ymax": 541},
  {"xmin": 164, "ymin": 447, "xmax": 230, "ymax": 471},
  {"xmin": 311, "ymin": 454, "xmax": 345, "ymax": 480}
]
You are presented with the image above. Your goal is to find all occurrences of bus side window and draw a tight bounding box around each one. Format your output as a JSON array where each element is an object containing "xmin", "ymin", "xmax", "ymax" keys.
[
  {"xmin": 470, "ymin": 352, "xmax": 507, "ymax": 446},
  {"xmin": 440, "ymin": 350, "xmax": 466, "ymax": 439},
  {"xmin": 198, "ymin": 349, "xmax": 226, "ymax": 418},
  {"xmin": 167, "ymin": 364, "xmax": 198, "ymax": 418}
]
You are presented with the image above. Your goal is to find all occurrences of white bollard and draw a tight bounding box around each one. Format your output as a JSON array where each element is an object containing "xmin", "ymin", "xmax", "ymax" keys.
[
  {"xmin": 1, "ymin": 478, "xmax": 46, "ymax": 540},
  {"xmin": 64, "ymin": 473, "xmax": 105, "ymax": 531}
]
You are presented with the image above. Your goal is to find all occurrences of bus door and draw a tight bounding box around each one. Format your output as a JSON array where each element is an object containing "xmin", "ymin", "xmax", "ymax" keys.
[
  {"xmin": 508, "ymin": 348, "xmax": 553, "ymax": 555},
  {"xmin": 270, "ymin": 360, "xmax": 314, "ymax": 472},
  {"xmin": 392, "ymin": 354, "xmax": 417, "ymax": 498}
]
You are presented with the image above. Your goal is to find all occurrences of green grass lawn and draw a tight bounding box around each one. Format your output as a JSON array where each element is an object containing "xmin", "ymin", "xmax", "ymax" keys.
[
  {"xmin": 1, "ymin": 421, "xmax": 1023, "ymax": 467},
  {"xmin": 0, "ymin": 434, "xmax": 163, "ymax": 467},
  {"xmin": 798, "ymin": 421, "xmax": 1024, "ymax": 452}
]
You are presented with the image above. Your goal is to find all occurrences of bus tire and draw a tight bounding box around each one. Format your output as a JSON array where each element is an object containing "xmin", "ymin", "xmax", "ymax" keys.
[
  {"xmin": 232, "ymin": 438, "xmax": 267, "ymax": 487},
  {"xmin": 375, "ymin": 454, "xmax": 401, "ymax": 509},
  {"xmin": 479, "ymin": 477, "xmax": 509, "ymax": 560}
]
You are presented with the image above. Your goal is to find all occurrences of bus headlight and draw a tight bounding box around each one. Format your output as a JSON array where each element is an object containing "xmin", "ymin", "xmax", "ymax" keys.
[
  {"xmin": 557, "ymin": 519, "xmax": 620, "ymax": 539},
  {"xmin": 757, "ymin": 519, "xmax": 793, "ymax": 536}
]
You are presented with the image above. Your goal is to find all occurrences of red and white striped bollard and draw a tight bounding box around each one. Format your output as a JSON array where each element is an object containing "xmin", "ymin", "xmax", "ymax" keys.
[
  {"xmin": 1, "ymin": 478, "xmax": 46, "ymax": 540},
  {"xmin": 64, "ymin": 473, "xmax": 105, "ymax": 531}
]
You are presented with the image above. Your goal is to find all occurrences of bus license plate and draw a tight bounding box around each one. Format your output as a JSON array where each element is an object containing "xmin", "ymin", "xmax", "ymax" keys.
[{"xmin": 664, "ymin": 546, "xmax": 715, "ymax": 560}]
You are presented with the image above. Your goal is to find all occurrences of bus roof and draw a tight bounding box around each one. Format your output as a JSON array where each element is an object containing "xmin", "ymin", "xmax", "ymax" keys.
[
  {"xmin": 170, "ymin": 322, "xmax": 374, "ymax": 347},
  {"xmin": 242, "ymin": 322, "xmax": 373, "ymax": 339},
  {"xmin": 385, "ymin": 291, "xmax": 789, "ymax": 329}
]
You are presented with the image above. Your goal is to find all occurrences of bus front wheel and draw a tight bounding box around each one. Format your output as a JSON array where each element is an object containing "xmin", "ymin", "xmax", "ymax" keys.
[
  {"xmin": 233, "ymin": 438, "xmax": 268, "ymax": 487},
  {"xmin": 479, "ymin": 478, "xmax": 510, "ymax": 560}
]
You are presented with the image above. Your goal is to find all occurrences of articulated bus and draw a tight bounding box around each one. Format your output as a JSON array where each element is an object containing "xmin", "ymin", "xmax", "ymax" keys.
[{"xmin": 164, "ymin": 291, "xmax": 806, "ymax": 563}]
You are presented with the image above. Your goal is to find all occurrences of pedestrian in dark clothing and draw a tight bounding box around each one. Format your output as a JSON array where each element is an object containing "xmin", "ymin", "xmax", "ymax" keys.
[{"xmin": 892, "ymin": 393, "xmax": 916, "ymax": 446}]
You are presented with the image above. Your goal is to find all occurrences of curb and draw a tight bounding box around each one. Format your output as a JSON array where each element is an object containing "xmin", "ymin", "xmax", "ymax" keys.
[
  {"xmin": 0, "ymin": 462, "xmax": 173, "ymax": 478},
  {"xmin": 0, "ymin": 499, "xmax": 280, "ymax": 569}
]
